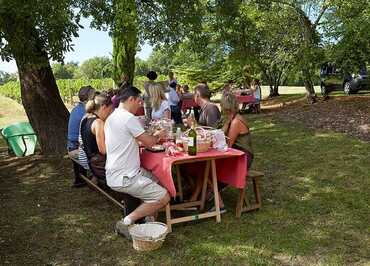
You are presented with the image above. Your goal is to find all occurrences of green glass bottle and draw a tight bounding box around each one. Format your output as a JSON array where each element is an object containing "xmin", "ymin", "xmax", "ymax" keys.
[{"xmin": 187, "ymin": 123, "xmax": 197, "ymax": 156}]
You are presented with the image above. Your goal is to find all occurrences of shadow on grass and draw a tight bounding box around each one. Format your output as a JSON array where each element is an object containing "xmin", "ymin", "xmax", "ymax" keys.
[{"xmin": 0, "ymin": 118, "xmax": 369, "ymax": 265}]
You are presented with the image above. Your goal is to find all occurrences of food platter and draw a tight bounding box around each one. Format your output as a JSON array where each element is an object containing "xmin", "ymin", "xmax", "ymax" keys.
[{"xmin": 146, "ymin": 144, "xmax": 165, "ymax": 152}]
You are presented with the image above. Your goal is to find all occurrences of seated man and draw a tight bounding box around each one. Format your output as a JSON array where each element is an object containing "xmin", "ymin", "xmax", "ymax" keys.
[
  {"xmin": 67, "ymin": 86, "xmax": 95, "ymax": 187},
  {"xmin": 194, "ymin": 83, "xmax": 221, "ymax": 128},
  {"xmin": 104, "ymin": 86, "xmax": 170, "ymax": 238},
  {"xmin": 186, "ymin": 83, "xmax": 222, "ymax": 201}
]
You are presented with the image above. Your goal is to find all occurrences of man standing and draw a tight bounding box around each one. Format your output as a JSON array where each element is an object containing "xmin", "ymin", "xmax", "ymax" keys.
[
  {"xmin": 104, "ymin": 86, "xmax": 170, "ymax": 238},
  {"xmin": 168, "ymin": 81, "xmax": 182, "ymax": 124},
  {"xmin": 143, "ymin": 70, "xmax": 158, "ymax": 120}
]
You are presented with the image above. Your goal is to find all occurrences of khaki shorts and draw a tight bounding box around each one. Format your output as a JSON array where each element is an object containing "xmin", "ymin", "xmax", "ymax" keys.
[{"xmin": 112, "ymin": 168, "xmax": 167, "ymax": 203}]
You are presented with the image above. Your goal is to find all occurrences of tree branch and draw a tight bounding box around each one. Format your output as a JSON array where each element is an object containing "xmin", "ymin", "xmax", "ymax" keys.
[{"xmin": 313, "ymin": 1, "xmax": 329, "ymax": 28}]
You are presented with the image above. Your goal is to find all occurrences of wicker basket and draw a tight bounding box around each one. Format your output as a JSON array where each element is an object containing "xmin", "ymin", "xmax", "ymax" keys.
[
  {"xmin": 129, "ymin": 222, "xmax": 168, "ymax": 251},
  {"xmin": 182, "ymin": 127, "xmax": 212, "ymax": 153},
  {"xmin": 183, "ymin": 140, "xmax": 211, "ymax": 153}
]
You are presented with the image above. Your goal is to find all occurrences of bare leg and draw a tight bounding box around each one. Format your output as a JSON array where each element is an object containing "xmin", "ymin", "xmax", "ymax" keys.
[
  {"xmin": 190, "ymin": 176, "xmax": 203, "ymax": 201},
  {"xmin": 126, "ymin": 192, "xmax": 170, "ymax": 222}
]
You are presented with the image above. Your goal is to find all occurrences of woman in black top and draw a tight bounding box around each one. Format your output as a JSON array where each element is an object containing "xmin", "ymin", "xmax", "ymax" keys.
[{"xmin": 80, "ymin": 92, "xmax": 113, "ymax": 180}]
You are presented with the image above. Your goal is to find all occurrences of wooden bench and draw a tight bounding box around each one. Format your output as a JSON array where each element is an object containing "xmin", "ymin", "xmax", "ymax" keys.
[
  {"xmin": 68, "ymin": 155, "xmax": 129, "ymax": 214},
  {"xmin": 235, "ymin": 170, "xmax": 264, "ymax": 218}
]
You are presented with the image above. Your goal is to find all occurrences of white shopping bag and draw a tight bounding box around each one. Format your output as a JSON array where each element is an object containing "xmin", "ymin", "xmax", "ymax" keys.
[{"xmin": 211, "ymin": 129, "xmax": 228, "ymax": 151}]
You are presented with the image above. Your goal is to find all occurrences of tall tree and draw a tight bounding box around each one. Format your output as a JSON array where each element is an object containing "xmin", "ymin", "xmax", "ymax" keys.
[
  {"xmin": 323, "ymin": 0, "xmax": 370, "ymax": 69},
  {"xmin": 85, "ymin": 0, "xmax": 204, "ymax": 84},
  {"xmin": 112, "ymin": 0, "xmax": 138, "ymax": 85},
  {"xmin": 0, "ymin": 0, "xmax": 81, "ymax": 155},
  {"xmin": 272, "ymin": 0, "xmax": 328, "ymax": 102}
]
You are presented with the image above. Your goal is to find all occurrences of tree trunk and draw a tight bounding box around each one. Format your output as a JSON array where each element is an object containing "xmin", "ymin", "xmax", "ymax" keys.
[
  {"xmin": 302, "ymin": 68, "xmax": 316, "ymax": 104},
  {"xmin": 2, "ymin": 10, "xmax": 69, "ymax": 155},
  {"xmin": 16, "ymin": 59, "xmax": 69, "ymax": 155},
  {"xmin": 268, "ymin": 72, "xmax": 280, "ymax": 97},
  {"xmin": 269, "ymin": 85, "xmax": 280, "ymax": 97}
]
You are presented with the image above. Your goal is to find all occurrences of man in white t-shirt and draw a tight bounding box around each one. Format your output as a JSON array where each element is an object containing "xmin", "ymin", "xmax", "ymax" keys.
[{"xmin": 104, "ymin": 86, "xmax": 170, "ymax": 238}]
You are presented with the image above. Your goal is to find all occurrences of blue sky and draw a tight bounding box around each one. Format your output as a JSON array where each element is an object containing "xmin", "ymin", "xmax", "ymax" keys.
[{"xmin": 0, "ymin": 18, "xmax": 152, "ymax": 73}]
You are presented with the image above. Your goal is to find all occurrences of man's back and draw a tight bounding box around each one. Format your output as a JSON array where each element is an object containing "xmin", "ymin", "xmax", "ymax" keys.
[
  {"xmin": 104, "ymin": 108, "xmax": 145, "ymax": 187},
  {"xmin": 199, "ymin": 103, "xmax": 221, "ymax": 128},
  {"xmin": 67, "ymin": 103, "xmax": 85, "ymax": 149}
]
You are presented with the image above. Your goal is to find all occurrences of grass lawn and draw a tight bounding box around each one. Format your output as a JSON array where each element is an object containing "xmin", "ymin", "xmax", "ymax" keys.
[
  {"xmin": 0, "ymin": 110, "xmax": 369, "ymax": 265},
  {"xmin": 0, "ymin": 95, "xmax": 28, "ymax": 128}
]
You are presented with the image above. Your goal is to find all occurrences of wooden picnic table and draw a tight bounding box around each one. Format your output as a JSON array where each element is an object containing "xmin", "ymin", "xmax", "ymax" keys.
[{"xmin": 140, "ymin": 148, "xmax": 247, "ymax": 232}]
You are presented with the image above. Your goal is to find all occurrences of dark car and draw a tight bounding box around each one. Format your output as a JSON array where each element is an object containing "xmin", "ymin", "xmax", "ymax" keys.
[{"xmin": 320, "ymin": 63, "xmax": 370, "ymax": 95}]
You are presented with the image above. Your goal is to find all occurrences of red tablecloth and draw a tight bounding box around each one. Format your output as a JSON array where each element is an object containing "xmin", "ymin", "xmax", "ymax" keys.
[
  {"xmin": 236, "ymin": 95, "xmax": 256, "ymax": 104},
  {"xmin": 140, "ymin": 148, "xmax": 247, "ymax": 197},
  {"xmin": 181, "ymin": 98, "xmax": 198, "ymax": 111}
]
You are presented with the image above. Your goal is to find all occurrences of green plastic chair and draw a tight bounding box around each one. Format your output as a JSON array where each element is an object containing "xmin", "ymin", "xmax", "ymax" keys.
[{"xmin": 1, "ymin": 122, "xmax": 38, "ymax": 157}]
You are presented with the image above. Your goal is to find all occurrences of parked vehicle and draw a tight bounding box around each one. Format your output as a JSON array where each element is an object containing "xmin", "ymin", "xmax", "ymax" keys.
[{"xmin": 320, "ymin": 63, "xmax": 370, "ymax": 95}]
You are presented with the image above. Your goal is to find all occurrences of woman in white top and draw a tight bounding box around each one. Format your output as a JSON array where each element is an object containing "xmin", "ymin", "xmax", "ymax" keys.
[{"xmin": 150, "ymin": 83, "xmax": 171, "ymax": 120}]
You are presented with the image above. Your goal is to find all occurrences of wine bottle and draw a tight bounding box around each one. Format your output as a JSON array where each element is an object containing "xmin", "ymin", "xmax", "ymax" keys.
[{"xmin": 187, "ymin": 123, "xmax": 197, "ymax": 156}]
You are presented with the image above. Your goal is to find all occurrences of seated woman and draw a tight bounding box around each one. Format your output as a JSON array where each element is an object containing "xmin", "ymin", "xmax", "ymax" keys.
[
  {"xmin": 81, "ymin": 91, "xmax": 143, "ymax": 219},
  {"xmin": 150, "ymin": 83, "xmax": 171, "ymax": 120},
  {"xmin": 207, "ymin": 92, "xmax": 254, "ymax": 212},
  {"xmin": 80, "ymin": 91, "xmax": 113, "ymax": 181},
  {"xmin": 221, "ymin": 92, "xmax": 253, "ymax": 168}
]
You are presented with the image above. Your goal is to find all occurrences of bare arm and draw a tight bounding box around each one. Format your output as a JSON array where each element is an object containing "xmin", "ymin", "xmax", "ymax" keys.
[
  {"xmin": 136, "ymin": 129, "xmax": 166, "ymax": 147},
  {"xmin": 227, "ymin": 118, "xmax": 248, "ymax": 147},
  {"xmin": 92, "ymin": 119, "xmax": 106, "ymax": 155}
]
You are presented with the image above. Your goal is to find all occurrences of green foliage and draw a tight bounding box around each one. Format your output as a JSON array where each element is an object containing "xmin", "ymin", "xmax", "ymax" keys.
[
  {"xmin": 146, "ymin": 47, "xmax": 175, "ymax": 75},
  {"xmin": 0, "ymin": 0, "xmax": 81, "ymax": 64},
  {"xmin": 52, "ymin": 62, "xmax": 79, "ymax": 79},
  {"xmin": 0, "ymin": 79, "xmax": 114, "ymax": 103},
  {"xmin": 111, "ymin": 0, "xmax": 138, "ymax": 85},
  {"xmin": 134, "ymin": 57, "xmax": 150, "ymax": 76},
  {"xmin": 84, "ymin": 0, "xmax": 205, "ymax": 83},
  {"xmin": 0, "ymin": 71, "xmax": 17, "ymax": 85},
  {"xmin": 323, "ymin": 0, "xmax": 370, "ymax": 70},
  {"xmin": 78, "ymin": 56, "xmax": 112, "ymax": 79},
  {"xmin": 0, "ymin": 75, "xmax": 168, "ymax": 103}
]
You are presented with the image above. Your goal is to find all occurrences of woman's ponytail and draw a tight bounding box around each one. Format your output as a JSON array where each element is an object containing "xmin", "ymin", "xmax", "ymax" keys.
[
  {"xmin": 85, "ymin": 99, "xmax": 96, "ymax": 114},
  {"xmin": 85, "ymin": 91, "xmax": 112, "ymax": 114}
]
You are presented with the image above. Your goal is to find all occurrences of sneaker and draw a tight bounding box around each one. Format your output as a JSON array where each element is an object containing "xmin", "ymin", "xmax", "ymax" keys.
[
  {"xmin": 71, "ymin": 181, "xmax": 86, "ymax": 188},
  {"xmin": 115, "ymin": 220, "xmax": 132, "ymax": 240},
  {"xmin": 207, "ymin": 184, "xmax": 229, "ymax": 202},
  {"xmin": 208, "ymin": 206, "xmax": 227, "ymax": 214}
]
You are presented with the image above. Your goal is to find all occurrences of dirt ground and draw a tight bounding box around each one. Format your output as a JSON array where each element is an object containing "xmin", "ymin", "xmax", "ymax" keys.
[{"xmin": 262, "ymin": 94, "xmax": 370, "ymax": 142}]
